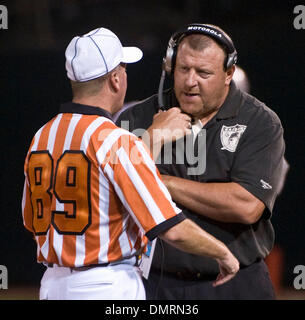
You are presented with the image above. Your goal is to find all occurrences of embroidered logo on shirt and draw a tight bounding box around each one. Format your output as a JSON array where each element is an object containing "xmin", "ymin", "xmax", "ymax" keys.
[
  {"xmin": 260, "ymin": 179, "xmax": 272, "ymax": 189},
  {"xmin": 220, "ymin": 124, "xmax": 247, "ymax": 152}
]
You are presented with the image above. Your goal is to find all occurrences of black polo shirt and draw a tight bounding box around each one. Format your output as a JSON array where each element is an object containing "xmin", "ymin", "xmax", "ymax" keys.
[{"xmin": 116, "ymin": 81, "xmax": 286, "ymax": 275}]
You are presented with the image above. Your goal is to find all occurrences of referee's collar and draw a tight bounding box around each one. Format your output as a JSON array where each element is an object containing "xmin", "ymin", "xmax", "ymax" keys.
[{"xmin": 59, "ymin": 102, "xmax": 113, "ymax": 120}]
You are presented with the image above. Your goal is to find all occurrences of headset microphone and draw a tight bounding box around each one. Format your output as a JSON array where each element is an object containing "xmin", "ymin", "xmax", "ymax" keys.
[{"xmin": 158, "ymin": 67, "xmax": 166, "ymax": 110}]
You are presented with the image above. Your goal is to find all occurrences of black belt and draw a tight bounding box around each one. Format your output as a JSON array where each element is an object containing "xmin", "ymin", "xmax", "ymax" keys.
[
  {"xmin": 47, "ymin": 262, "xmax": 110, "ymax": 272},
  {"xmin": 47, "ymin": 255, "xmax": 139, "ymax": 271},
  {"xmin": 71, "ymin": 263, "xmax": 110, "ymax": 272},
  {"xmin": 152, "ymin": 259, "xmax": 262, "ymax": 281},
  {"xmin": 163, "ymin": 269, "xmax": 216, "ymax": 281}
]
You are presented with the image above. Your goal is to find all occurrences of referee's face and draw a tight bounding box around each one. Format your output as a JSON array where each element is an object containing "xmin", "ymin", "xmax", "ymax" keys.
[{"xmin": 174, "ymin": 38, "xmax": 234, "ymax": 121}]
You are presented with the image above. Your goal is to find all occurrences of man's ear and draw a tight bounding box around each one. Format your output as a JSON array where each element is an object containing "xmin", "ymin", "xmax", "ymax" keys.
[
  {"xmin": 109, "ymin": 70, "xmax": 120, "ymax": 92},
  {"xmin": 225, "ymin": 65, "xmax": 235, "ymax": 86}
]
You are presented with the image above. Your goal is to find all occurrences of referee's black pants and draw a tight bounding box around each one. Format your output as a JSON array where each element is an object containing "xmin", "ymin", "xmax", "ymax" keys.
[{"xmin": 143, "ymin": 259, "xmax": 276, "ymax": 300}]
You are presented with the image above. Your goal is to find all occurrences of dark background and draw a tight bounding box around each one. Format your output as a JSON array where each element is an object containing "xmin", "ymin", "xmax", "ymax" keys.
[{"xmin": 0, "ymin": 0, "xmax": 304, "ymax": 292}]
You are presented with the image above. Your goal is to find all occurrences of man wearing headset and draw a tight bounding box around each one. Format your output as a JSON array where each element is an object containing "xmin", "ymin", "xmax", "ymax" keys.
[{"xmin": 116, "ymin": 23, "xmax": 286, "ymax": 300}]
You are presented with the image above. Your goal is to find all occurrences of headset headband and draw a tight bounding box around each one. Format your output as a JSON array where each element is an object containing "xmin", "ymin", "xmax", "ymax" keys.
[{"xmin": 163, "ymin": 23, "xmax": 238, "ymax": 74}]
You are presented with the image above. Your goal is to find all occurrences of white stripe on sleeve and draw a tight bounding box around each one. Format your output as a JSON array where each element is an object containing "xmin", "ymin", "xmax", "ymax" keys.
[
  {"xmin": 135, "ymin": 140, "xmax": 181, "ymax": 214},
  {"xmin": 104, "ymin": 163, "xmax": 145, "ymax": 233},
  {"xmin": 116, "ymin": 147, "xmax": 166, "ymax": 225}
]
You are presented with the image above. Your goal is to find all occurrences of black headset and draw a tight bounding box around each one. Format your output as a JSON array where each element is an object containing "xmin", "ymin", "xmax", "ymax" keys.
[{"xmin": 163, "ymin": 23, "xmax": 237, "ymax": 74}]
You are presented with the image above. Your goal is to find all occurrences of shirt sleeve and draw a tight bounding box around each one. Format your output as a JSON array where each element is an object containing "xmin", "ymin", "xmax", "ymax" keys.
[
  {"xmin": 231, "ymin": 121, "xmax": 285, "ymax": 218},
  {"xmin": 100, "ymin": 132, "xmax": 185, "ymax": 240}
]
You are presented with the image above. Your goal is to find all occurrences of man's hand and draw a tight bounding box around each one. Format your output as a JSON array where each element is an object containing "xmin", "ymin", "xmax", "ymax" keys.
[
  {"xmin": 142, "ymin": 107, "xmax": 192, "ymax": 160},
  {"xmin": 150, "ymin": 107, "xmax": 192, "ymax": 143},
  {"xmin": 161, "ymin": 175, "xmax": 240, "ymax": 286},
  {"xmin": 214, "ymin": 251, "xmax": 240, "ymax": 287},
  {"xmin": 160, "ymin": 218, "xmax": 240, "ymax": 287}
]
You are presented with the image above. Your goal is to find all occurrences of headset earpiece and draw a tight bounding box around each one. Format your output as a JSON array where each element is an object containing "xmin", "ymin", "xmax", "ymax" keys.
[
  {"xmin": 163, "ymin": 35, "xmax": 179, "ymax": 74},
  {"xmin": 226, "ymin": 50, "xmax": 238, "ymax": 70}
]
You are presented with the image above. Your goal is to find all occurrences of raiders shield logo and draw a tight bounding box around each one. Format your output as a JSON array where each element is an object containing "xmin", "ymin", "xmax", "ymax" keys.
[{"xmin": 220, "ymin": 124, "xmax": 247, "ymax": 152}]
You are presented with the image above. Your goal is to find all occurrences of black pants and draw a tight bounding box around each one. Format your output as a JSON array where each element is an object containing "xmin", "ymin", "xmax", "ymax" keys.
[{"xmin": 143, "ymin": 259, "xmax": 275, "ymax": 300}]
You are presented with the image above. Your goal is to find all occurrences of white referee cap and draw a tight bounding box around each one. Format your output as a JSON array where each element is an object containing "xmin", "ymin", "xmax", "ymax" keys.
[{"xmin": 65, "ymin": 27, "xmax": 143, "ymax": 82}]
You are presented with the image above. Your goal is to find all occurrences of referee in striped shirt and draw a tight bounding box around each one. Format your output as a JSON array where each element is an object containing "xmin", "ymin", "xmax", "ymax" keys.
[{"xmin": 22, "ymin": 27, "xmax": 239, "ymax": 300}]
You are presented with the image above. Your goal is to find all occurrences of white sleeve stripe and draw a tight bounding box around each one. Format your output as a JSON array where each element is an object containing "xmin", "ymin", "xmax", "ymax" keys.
[
  {"xmin": 135, "ymin": 140, "xmax": 181, "ymax": 214},
  {"xmin": 116, "ymin": 147, "xmax": 167, "ymax": 225},
  {"xmin": 104, "ymin": 163, "xmax": 146, "ymax": 234}
]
